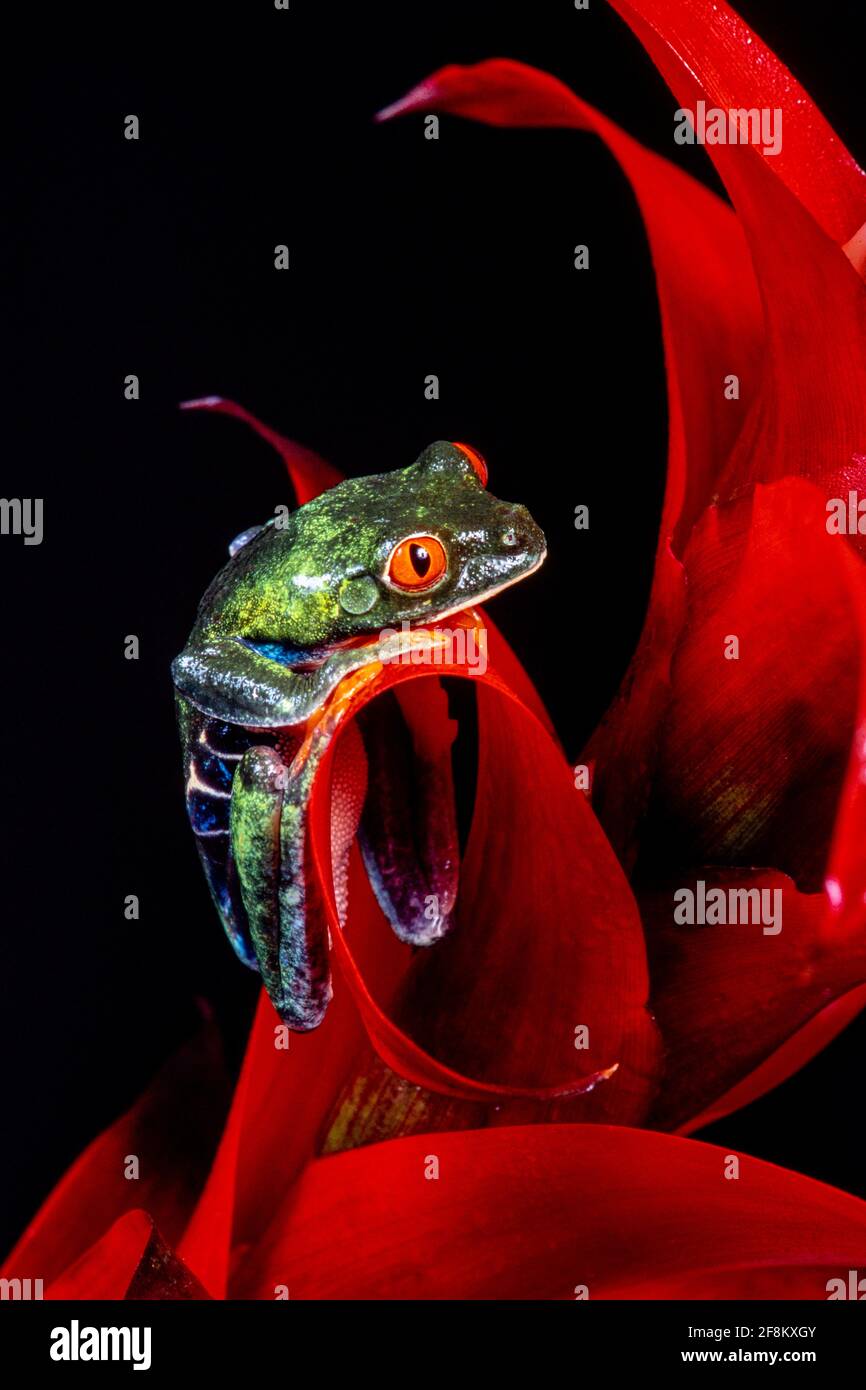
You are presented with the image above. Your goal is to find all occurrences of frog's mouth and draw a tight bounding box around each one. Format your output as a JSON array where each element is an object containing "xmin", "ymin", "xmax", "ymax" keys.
[{"xmin": 401, "ymin": 548, "xmax": 547, "ymax": 632}]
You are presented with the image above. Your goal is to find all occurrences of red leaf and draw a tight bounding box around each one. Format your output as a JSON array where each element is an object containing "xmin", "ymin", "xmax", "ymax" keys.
[{"xmin": 233, "ymin": 1124, "xmax": 866, "ymax": 1299}]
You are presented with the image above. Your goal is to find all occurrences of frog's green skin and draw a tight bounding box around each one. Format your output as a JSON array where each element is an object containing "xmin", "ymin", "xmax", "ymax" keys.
[{"xmin": 172, "ymin": 441, "xmax": 546, "ymax": 1030}]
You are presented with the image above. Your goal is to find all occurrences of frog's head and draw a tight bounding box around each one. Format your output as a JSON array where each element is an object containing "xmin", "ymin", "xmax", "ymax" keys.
[{"xmin": 203, "ymin": 442, "xmax": 546, "ymax": 650}]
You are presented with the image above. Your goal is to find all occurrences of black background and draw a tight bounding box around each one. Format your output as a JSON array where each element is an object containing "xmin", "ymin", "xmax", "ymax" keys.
[{"xmin": 2, "ymin": 0, "xmax": 865, "ymax": 1258}]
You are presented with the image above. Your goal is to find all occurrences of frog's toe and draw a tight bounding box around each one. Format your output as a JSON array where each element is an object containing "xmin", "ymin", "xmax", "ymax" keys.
[{"xmin": 356, "ymin": 691, "xmax": 459, "ymax": 947}]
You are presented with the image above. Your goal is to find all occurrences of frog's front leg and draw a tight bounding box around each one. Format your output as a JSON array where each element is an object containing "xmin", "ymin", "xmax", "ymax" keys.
[
  {"xmin": 230, "ymin": 745, "xmax": 332, "ymax": 1031},
  {"xmin": 230, "ymin": 719, "xmax": 368, "ymax": 1029},
  {"xmin": 173, "ymin": 637, "xmax": 372, "ymax": 727}
]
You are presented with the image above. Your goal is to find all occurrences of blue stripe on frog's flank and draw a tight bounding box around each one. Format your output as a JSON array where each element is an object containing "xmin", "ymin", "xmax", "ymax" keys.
[{"xmin": 241, "ymin": 639, "xmax": 325, "ymax": 670}]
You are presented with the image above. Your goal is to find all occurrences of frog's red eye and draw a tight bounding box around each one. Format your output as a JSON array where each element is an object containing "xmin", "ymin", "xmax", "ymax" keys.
[
  {"xmin": 452, "ymin": 441, "xmax": 488, "ymax": 487},
  {"xmin": 387, "ymin": 535, "xmax": 448, "ymax": 590}
]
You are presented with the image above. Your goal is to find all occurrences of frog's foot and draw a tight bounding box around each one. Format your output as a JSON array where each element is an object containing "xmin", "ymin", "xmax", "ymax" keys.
[
  {"xmin": 356, "ymin": 689, "xmax": 459, "ymax": 946},
  {"xmin": 230, "ymin": 744, "xmax": 332, "ymax": 1031}
]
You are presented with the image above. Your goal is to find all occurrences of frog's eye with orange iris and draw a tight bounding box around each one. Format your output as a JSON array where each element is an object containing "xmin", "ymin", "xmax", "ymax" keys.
[
  {"xmin": 387, "ymin": 535, "xmax": 448, "ymax": 591},
  {"xmin": 452, "ymin": 441, "xmax": 488, "ymax": 487}
]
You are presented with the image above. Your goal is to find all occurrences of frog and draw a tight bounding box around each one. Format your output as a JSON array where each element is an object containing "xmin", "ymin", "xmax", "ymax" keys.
[{"xmin": 172, "ymin": 439, "xmax": 546, "ymax": 1031}]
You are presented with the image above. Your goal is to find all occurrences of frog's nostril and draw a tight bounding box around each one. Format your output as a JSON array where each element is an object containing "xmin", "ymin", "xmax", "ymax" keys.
[{"xmin": 501, "ymin": 506, "xmax": 543, "ymax": 554}]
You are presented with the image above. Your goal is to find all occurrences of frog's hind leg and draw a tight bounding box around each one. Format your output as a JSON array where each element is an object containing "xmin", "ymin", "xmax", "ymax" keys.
[
  {"xmin": 356, "ymin": 687, "xmax": 460, "ymax": 946},
  {"xmin": 230, "ymin": 745, "xmax": 332, "ymax": 1031},
  {"xmin": 182, "ymin": 708, "xmax": 257, "ymax": 969}
]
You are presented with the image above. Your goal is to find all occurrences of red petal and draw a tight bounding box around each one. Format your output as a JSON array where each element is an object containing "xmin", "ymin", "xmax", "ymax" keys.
[
  {"xmin": 677, "ymin": 984, "xmax": 866, "ymax": 1134},
  {"xmin": 642, "ymin": 482, "xmax": 866, "ymax": 1124},
  {"xmin": 824, "ymin": 556, "xmax": 866, "ymax": 939},
  {"xmin": 594, "ymin": 4, "xmax": 866, "ymax": 1103},
  {"xmin": 384, "ymin": 670, "xmax": 661, "ymax": 1124},
  {"xmin": 306, "ymin": 629, "xmax": 658, "ymax": 1113},
  {"xmin": 47, "ymin": 1212, "xmax": 210, "ymax": 1300},
  {"xmin": 234, "ymin": 1124, "xmax": 866, "ymax": 1299},
  {"xmin": 180, "ymin": 850, "xmax": 415, "ymax": 1296},
  {"xmin": 46, "ymin": 1211, "xmax": 154, "ymax": 1300},
  {"xmin": 651, "ymin": 480, "xmax": 864, "ymax": 891},
  {"xmin": 2, "ymin": 1026, "xmax": 229, "ymax": 1289},
  {"xmin": 608, "ymin": 0, "xmax": 866, "ymax": 242},
  {"xmin": 641, "ymin": 869, "xmax": 866, "ymax": 1132},
  {"xmin": 603, "ymin": 2, "xmax": 866, "ymax": 533},
  {"xmin": 593, "ymin": 6, "xmax": 866, "ymax": 881}
]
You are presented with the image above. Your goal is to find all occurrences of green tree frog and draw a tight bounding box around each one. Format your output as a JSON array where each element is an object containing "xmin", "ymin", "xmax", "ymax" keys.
[{"xmin": 172, "ymin": 440, "xmax": 546, "ymax": 1030}]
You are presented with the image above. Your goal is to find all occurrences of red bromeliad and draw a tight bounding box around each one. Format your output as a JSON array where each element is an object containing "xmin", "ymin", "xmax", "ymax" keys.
[{"xmin": 5, "ymin": 0, "xmax": 866, "ymax": 1299}]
